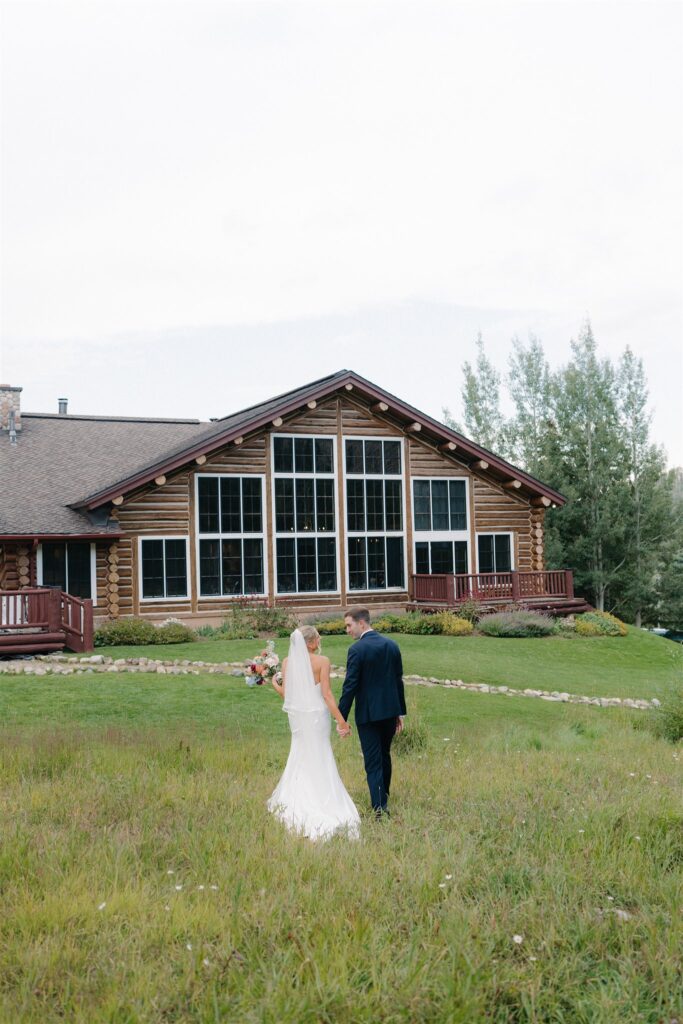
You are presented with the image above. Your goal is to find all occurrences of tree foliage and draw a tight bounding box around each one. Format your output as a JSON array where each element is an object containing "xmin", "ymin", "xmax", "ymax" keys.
[{"xmin": 444, "ymin": 324, "xmax": 680, "ymax": 624}]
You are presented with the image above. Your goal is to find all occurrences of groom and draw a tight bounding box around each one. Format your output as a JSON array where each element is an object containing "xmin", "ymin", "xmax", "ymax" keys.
[{"xmin": 338, "ymin": 608, "xmax": 406, "ymax": 817}]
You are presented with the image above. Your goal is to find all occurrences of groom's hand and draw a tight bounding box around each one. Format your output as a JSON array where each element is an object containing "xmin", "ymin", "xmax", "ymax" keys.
[
  {"xmin": 395, "ymin": 716, "xmax": 405, "ymax": 735},
  {"xmin": 337, "ymin": 722, "xmax": 351, "ymax": 738}
]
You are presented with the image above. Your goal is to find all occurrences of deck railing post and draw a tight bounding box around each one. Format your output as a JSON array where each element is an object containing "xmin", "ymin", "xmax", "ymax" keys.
[
  {"xmin": 446, "ymin": 575, "xmax": 456, "ymax": 606},
  {"xmin": 511, "ymin": 571, "xmax": 520, "ymax": 601},
  {"xmin": 82, "ymin": 599, "xmax": 94, "ymax": 652},
  {"xmin": 564, "ymin": 570, "xmax": 574, "ymax": 600},
  {"xmin": 47, "ymin": 589, "xmax": 61, "ymax": 632}
]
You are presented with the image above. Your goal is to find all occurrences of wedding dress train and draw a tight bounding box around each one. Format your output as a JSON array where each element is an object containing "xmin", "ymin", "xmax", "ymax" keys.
[{"xmin": 267, "ymin": 632, "xmax": 360, "ymax": 842}]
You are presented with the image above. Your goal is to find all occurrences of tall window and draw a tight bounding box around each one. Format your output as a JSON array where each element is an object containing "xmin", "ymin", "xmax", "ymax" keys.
[
  {"xmin": 273, "ymin": 436, "xmax": 338, "ymax": 593},
  {"xmin": 412, "ymin": 478, "xmax": 469, "ymax": 576},
  {"xmin": 39, "ymin": 541, "xmax": 93, "ymax": 599},
  {"xmin": 345, "ymin": 438, "xmax": 405, "ymax": 591},
  {"xmin": 477, "ymin": 533, "xmax": 513, "ymax": 573},
  {"xmin": 196, "ymin": 475, "xmax": 266, "ymax": 596},
  {"xmin": 140, "ymin": 538, "xmax": 189, "ymax": 600}
]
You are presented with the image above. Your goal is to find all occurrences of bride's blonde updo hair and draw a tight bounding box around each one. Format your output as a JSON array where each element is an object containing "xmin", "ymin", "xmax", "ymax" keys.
[{"xmin": 299, "ymin": 625, "xmax": 320, "ymax": 649}]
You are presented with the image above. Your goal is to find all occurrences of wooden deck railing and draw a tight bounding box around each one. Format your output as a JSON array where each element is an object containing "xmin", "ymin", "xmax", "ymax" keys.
[
  {"xmin": 0, "ymin": 588, "xmax": 94, "ymax": 652},
  {"xmin": 411, "ymin": 570, "xmax": 574, "ymax": 606}
]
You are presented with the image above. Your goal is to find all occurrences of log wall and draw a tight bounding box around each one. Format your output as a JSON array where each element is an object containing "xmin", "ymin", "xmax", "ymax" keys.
[{"xmin": 88, "ymin": 392, "xmax": 546, "ymax": 622}]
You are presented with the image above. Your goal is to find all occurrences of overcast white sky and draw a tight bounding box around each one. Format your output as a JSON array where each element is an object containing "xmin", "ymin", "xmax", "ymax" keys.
[{"xmin": 1, "ymin": 0, "xmax": 682, "ymax": 465}]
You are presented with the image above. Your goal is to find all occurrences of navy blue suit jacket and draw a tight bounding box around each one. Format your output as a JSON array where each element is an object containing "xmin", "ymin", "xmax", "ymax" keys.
[{"xmin": 338, "ymin": 630, "xmax": 407, "ymax": 726}]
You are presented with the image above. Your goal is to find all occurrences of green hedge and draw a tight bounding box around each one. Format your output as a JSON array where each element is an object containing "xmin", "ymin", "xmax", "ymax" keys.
[{"xmin": 94, "ymin": 618, "xmax": 197, "ymax": 647}]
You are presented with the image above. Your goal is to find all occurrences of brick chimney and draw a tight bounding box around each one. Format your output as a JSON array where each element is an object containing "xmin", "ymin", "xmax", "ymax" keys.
[{"xmin": 0, "ymin": 385, "xmax": 22, "ymax": 433}]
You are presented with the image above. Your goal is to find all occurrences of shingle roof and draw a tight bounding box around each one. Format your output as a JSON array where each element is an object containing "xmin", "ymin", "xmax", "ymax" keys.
[{"xmin": 0, "ymin": 413, "xmax": 209, "ymax": 535}]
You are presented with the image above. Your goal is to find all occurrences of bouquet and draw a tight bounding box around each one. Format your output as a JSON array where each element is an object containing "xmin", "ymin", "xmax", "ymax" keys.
[{"xmin": 245, "ymin": 640, "xmax": 282, "ymax": 688}]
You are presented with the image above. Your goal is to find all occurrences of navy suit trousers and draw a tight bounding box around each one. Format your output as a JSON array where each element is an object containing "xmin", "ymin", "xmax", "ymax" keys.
[{"xmin": 356, "ymin": 717, "xmax": 396, "ymax": 812}]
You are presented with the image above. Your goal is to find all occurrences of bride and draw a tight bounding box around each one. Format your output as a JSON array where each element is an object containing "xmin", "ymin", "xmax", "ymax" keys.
[{"xmin": 267, "ymin": 626, "xmax": 361, "ymax": 841}]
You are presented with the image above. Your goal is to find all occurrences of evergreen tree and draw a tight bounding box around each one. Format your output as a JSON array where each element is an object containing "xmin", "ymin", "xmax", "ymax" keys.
[
  {"xmin": 546, "ymin": 322, "xmax": 628, "ymax": 610},
  {"xmin": 652, "ymin": 468, "xmax": 683, "ymax": 629},
  {"xmin": 505, "ymin": 334, "xmax": 552, "ymax": 477},
  {"xmin": 455, "ymin": 333, "xmax": 507, "ymax": 455},
  {"xmin": 614, "ymin": 348, "xmax": 670, "ymax": 626}
]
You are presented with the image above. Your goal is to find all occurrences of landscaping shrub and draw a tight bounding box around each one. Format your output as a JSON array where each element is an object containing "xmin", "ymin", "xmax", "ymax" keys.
[
  {"xmin": 478, "ymin": 610, "xmax": 556, "ymax": 638},
  {"xmin": 249, "ymin": 605, "xmax": 298, "ymax": 637},
  {"xmin": 456, "ymin": 598, "xmax": 484, "ymax": 624},
  {"xmin": 94, "ymin": 618, "xmax": 158, "ymax": 647},
  {"xmin": 154, "ymin": 622, "xmax": 197, "ymax": 644},
  {"xmin": 429, "ymin": 612, "xmax": 473, "ymax": 636},
  {"xmin": 316, "ymin": 618, "xmax": 347, "ymax": 635},
  {"xmin": 575, "ymin": 611, "xmax": 628, "ymax": 637}
]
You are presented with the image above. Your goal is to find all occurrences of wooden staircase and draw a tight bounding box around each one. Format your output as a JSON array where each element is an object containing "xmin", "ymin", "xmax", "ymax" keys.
[{"xmin": 0, "ymin": 589, "xmax": 94, "ymax": 655}]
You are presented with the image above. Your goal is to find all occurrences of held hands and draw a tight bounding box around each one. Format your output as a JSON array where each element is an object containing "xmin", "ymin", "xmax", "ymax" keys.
[{"xmin": 336, "ymin": 721, "xmax": 352, "ymax": 739}]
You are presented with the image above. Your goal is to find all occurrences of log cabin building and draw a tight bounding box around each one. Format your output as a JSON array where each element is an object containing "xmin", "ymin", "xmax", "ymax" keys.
[{"xmin": 1, "ymin": 371, "xmax": 577, "ymax": 632}]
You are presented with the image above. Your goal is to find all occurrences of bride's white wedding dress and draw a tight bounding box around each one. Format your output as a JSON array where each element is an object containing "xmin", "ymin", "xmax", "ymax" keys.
[{"xmin": 267, "ymin": 631, "xmax": 360, "ymax": 842}]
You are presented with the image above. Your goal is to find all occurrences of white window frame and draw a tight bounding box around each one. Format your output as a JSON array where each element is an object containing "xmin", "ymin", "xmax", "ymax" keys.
[
  {"xmin": 475, "ymin": 531, "xmax": 515, "ymax": 574},
  {"xmin": 411, "ymin": 477, "xmax": 471, "ymax": 575},
  {"xmin": 342, "ymin": 435, "xmax": 408, "ymax": 594},
  {"xmin": 37, "ymin": 541, "xmax": 98, "ymax": 606},
  {"xmin": 194, "ymin": 473, "xmax": 268, "ymax": 600},
  {"xmin": 271, "ymin": 433, "xmax": 340, "ymax": 596},
  {"xmin": 138, "ymin": 535, "xmax": 190, "ymax": 603}
]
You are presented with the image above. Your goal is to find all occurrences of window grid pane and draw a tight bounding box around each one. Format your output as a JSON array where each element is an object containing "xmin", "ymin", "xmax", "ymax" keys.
[
  {"xmin": 164, "ymin": 540, "xmax": 187, "ymax": 597},
  {"xmin": 197, "ymin": 475, "xmax": 265, "ymax": 596},
  {"xmin": 198, "ymin": 477, "xmax": 219, "ymax": 534},
  {"xmin": 344, "ymin": 437, "xmax": 405, "ymax": 591},
  {"xmin": 273, "ymin": 435, "xmax": 338, "ymax": 593},
  {"xmin": 141, "ymin": 540, "xmax": 164, "ymax": 599}
]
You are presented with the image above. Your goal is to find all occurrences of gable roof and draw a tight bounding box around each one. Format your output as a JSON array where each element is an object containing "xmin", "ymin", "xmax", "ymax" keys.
[
  {"xmin": 74, "ymin": 369, "xmax": 565, "ymax": 509},
  {"xmin": 0, "ymin": 370, "xmax": 565, "ymax": 538}
]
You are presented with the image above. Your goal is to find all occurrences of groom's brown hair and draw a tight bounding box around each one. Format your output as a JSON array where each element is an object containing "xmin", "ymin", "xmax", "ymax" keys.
[{"xmin": 345, "ymin": 607, "xmax": 370, "ymax": 623}]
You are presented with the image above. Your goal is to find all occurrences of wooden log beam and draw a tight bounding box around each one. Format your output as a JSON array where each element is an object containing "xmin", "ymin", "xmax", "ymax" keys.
[
  {"xmin": 154, "ymin": 475, "xmax": 166, "ymax": 486},
  {"xmin": 345, "ymin": 383, "xmax": 353, "ymax": 390},
  {"xmin": 195, "ymin": 455, "xmax": 207, "ymax": 466},
  {"xmin": 407, "ymin": 422, "xmax": 422, "ymax": 433},
  {"xmin": 234, "ymin": 436, "xmax": 244, "ymax": 445},
  {"xmin": 531, "ymin": 496, "xmax": 551, "ymax": 508},
  {"xmin": 372, "ymin": 401, "xmax": 389, "ymax": 413},
  {"xmin": 272, "ymin": 417, "xmax": 283, "ymax": 427},
  {"xmin": 307, "ymin": 400, "xmax": 317, "ymax": 409},
  {"xmin": 504, "ymin": 479, "xmax": 522, "ymax": 490},
  {"xmin": 440, "ymin": 441, "xmax": 457, "ymax": 452},
  {"xmin": 112, "ymin": 496, "xmax": 124, "ymax": 506},
  {"xmin": 473, "ymin": 460, "xmax": 489, "ymax": 471}
]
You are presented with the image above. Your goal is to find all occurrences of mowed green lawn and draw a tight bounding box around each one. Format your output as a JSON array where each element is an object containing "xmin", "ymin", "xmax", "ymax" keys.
[
  {"xmin": 77, "ymin": 626, "xmax": 683, "ymax": 700},
  {"xmin": 1, "ymin": 667, "xmax": 681, "ymax": 1023}
]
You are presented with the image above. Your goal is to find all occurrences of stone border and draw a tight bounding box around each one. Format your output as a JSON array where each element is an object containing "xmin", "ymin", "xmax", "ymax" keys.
[{"xmin": 0, "ymin": 653, "xmax": 660, "ymax": 710}]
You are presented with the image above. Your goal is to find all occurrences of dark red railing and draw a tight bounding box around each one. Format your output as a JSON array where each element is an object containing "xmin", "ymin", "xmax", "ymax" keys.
[
  {"xmin": 60, "ymin": 592, "xmax": 94, "ymax": 652},
  {"xmin": 1, "ymin": 588, "xmax": 93, "ymax": 652},
  {"xmin": 411, "ymin": 570, "xmax": 574, "ymax": 606}
]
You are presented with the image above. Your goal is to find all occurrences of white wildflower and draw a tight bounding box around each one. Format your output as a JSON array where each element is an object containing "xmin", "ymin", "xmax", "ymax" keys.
[
  {"xmin": 167, "ymin": 869, "xmax": 175, "ymax": 875},
  {"xmin": 175, "ymin": 884, "xmax": 183, "ymax": 891},
  {"xmin": 164, "ymin": 905, "xmax": 170, "ymax": 911},
  {"xmin": 438, "ymin": 883, "xmax": 446, "ymax": 889},
  {"xmin": 210, "ymin": 885, "xmax": 219, "ymax": 891},
  {"xmin": 512, "ymin": 934, "xmax": 524, "ymax": 945},
  {"xmin": 607, "ymin": 896, "xmax": 614, "ymax": 902},
  {"xmin": 186, "ymin": 943, "xmax": 192, "ymax": 951},
  {"xmin": 203, "ymin": 958, "xmax": 210, "ymax": 967},
  {"xmin": 197, "ymin": 885, "xmax": 205, "ymax": 891},
  {"xmin": 528, "ymin": 956, "xmax": 537, "ymax": 962},
  {"xmin": 445, "ymin": 874, "xmax": 453, "ymax": 880},
  {"xmin": 578, "ymin": 829, "xmax": 585, "ymax": 834},
  {"xmin": 98, "ymin": 902, "xmax": 106, "ymax": 911}
]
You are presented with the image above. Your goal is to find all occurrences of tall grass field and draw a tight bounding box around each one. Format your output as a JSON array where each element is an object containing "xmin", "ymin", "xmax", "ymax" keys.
[{"xmin": 1, "ymin": 633, "xmax": 681, "ymax": 1022}]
